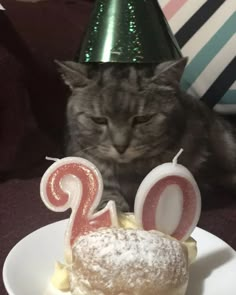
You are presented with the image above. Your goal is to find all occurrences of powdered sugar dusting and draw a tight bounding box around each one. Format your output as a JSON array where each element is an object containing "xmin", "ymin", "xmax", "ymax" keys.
[{"xmin": 71, "ymin": 228, "xmax": 188, "ymax": 295}]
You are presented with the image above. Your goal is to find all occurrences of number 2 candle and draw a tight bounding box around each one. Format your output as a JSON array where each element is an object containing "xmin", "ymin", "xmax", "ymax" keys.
[
  {"xmin": 134, "ymin": 149, "xmax": 201, "ymax": 241},
  {"xmin": 40, "ymin": 157, "xmax": 118, "ymax": 262}
]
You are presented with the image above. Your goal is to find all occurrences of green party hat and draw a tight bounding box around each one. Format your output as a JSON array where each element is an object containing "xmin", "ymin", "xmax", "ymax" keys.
[{"xmin": 76, "ymin": 0, "xmax": 181, "ymax": 63}]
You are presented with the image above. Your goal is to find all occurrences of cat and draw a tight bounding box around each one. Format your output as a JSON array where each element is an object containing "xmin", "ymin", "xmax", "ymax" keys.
[{"xmin": 57, "ymin": 58, "xmax": 236, "ymax": 212}]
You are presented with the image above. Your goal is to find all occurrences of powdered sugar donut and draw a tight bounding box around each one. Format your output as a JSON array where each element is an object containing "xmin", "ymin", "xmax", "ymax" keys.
[{"xmin": 70, "ymin": 228, "xmax": 189, "ymax": 295}]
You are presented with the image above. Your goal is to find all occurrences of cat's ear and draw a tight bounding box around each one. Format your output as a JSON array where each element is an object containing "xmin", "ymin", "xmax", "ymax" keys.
[
  {"xmin": 152, "ymin": 57, "xmax": 188, "ymax": 84},
  {"xmin": 55, "ymin": 60, "xmax": 90, "ymax": 90}
]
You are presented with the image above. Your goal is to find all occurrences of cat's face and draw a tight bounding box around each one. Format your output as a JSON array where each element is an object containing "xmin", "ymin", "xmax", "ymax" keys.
[{"xmin": 58, "ymin": 59, "xmax": 187, "ymax": 162}]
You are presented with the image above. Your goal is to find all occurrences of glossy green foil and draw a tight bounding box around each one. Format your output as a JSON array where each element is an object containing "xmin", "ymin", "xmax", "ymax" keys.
[{"xmin": 76, "ymin": 0, "xmax": 181, "ymax": 63}]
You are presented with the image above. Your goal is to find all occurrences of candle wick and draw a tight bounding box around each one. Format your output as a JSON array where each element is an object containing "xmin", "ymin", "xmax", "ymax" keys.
[
  {"xmin": 172, "ymin": 148, "xmax": 184, "ymax": 165},
  {"xmin": 45, "ymin": 156, "xmax": 60, "ymax": 162}
]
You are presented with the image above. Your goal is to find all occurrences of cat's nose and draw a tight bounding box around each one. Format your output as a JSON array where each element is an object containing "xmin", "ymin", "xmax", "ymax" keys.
[{"xmin": 114, "ymin": 144, "xmax": 128, "ymax": 154}]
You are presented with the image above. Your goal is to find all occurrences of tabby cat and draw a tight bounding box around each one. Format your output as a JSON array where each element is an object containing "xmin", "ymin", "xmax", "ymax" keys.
[{"xmin": 57, "ymin": 58, "xmax": 236, "ymax": 211}]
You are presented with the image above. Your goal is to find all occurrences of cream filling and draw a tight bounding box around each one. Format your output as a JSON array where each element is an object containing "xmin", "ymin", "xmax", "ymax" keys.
[{"xmin": 51, "ymin": 262, "xmax": 70, "ymax": 291}]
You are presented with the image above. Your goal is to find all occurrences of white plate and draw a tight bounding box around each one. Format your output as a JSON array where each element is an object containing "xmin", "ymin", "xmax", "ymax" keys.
[{"xmin": 2, "ymin": 220, "xmax": 236, "ymax": 295}]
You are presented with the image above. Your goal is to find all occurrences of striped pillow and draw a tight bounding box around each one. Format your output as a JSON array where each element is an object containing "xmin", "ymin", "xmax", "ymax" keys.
[{"xmin": 158, "ymin": 0, "xmax": 235, "ymax": 114}]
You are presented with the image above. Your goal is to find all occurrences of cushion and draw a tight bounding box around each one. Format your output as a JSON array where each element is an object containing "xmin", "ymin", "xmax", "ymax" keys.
[{"xmin": 158, "ymin": 0, "xmax": 235, "ymax": 114}]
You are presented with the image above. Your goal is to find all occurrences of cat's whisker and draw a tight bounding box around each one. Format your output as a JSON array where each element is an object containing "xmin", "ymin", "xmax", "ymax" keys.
[
  {"xmin": 81, "ymin": 144, "xmax": 111, "ymax": 154},
  {"xmin": 132, "ymin": 145, "xmax": 146, "ymax": 151},
  {"xmin": 79, "ymin": 145, "xmax": 97, "ymax": 153}
]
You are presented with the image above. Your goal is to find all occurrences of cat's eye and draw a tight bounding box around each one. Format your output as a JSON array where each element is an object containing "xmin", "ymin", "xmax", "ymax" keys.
[
  {"xmin": 91, "ymin": 116, "xmax": 108, "ymax": 125},
  {"xmin": 132, "ymin": 114, "xmax": 154, "ymax": 125}
]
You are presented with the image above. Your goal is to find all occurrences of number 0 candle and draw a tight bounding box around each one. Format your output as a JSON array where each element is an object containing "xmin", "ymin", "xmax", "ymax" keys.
[
  {"xmin": 134, "ymin": 149, "xmax": 201, "ymax": 241},
  {"xmin": 40, "ymin": 157, "xmax": 118, "ymax": 262}
]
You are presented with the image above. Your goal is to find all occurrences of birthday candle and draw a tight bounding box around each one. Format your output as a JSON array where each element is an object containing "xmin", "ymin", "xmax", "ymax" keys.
[
  {"xmin": 134, "ymin": 149, "xmax": 201, "ymax": 241},
  {"xmin": 40, "ymin": 157, "xmax": 118, "ymax": 262}
]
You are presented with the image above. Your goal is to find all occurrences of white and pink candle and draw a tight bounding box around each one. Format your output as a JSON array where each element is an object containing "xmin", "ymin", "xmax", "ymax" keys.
[
  {"xmin": 40, "ymin": 157, "xmax": 118, "ymax": 262},
  {"xmin": 134, "ymin": 149, "xmax": 201, "ymax": 240}
]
